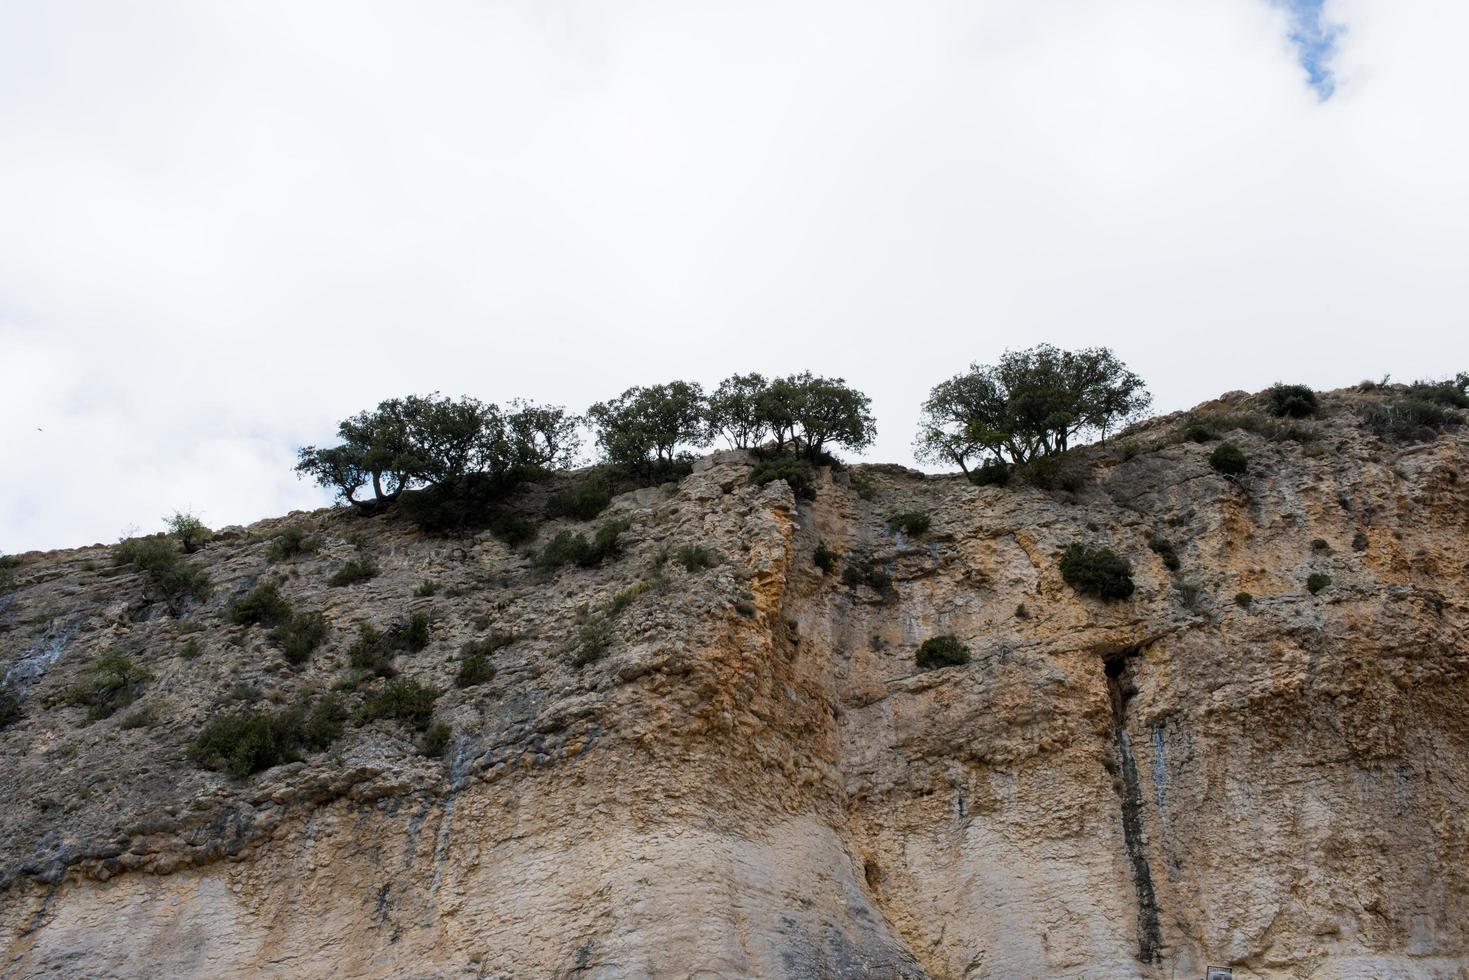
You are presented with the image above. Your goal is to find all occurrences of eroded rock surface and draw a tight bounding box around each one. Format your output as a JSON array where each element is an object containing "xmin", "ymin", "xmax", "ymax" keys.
[{"xmin": 2, "ymin": 388, "xmax": 1467, "ymax": 978}]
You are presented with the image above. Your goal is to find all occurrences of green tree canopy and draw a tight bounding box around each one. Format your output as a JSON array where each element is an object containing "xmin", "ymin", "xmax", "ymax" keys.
[
  {"xmin": 915, "ymin": 345, "xmax": 1151, "ymax": 472},
  {"xmin": 586, "ymin": 381, "xmax": 708, "ymax": 473}
]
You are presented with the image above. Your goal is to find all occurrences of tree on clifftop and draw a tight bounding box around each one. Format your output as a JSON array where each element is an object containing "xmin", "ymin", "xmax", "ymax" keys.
[{"xmin": 915, "ymin": 345, "xmax": 1151, "ymax": 474}]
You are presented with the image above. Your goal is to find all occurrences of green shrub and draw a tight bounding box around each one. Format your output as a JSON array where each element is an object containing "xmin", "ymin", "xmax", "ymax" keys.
[
  {"xmin": 841, "ymin": 557, "xmax": 891, "ymax": 593},
  {"xmin": 404, "ymin": 612, "xmax": 431, "ymax": 652},
  {"xmin": 1209, "ymin": 442, "xmax": 1248, "ymax": 476},
  {"xmin": 462, "ymin": 631, "xmax": 516, "ymax": 659},
  {"xmin": 970, "ymin": 458, "xmax": 1012, "ymax": 487},
  {"xmin": 113, "ymin": 536, "xmax": 211, "ymax": 604},
  {"xmin": 165, "ymin": 511, "xmax": 212, "ymax": 553},
  {"xmin": 1267, "ymin": 384, "xmax": 1319, "ymax": 419},
  {"xmin": 1015, "ymin": 603, "xmax": 1030, "ymax": 619},
  {"xmin": 751, "ymin": 457, "xmax": 816, "ymax": 501},
  {"xmin": 535, "ymin": 519, "xmax": 629, "ymax": 570},
  {"xmin": 1059, "ymin": 545, "xmax": 1135, "ymax": 600},
  {"xmin": 413, "ymin": 579, "xmax": 438, "ymax": 597},
  {"xmin": 266, "ymin": 527, "xmax": 319, "ymax": 562},
  {"xmin": 420, "ymin": 721, "xmax": 452, "ymax": 758},
  {"xmin": 1306, "ymin": 572, "xmax": 1332, "ymax": 595},
  {"xmin": 915, "ymin": 635, "xmax": 970, "ymax": 670},
  {"xmin": 1234, "ymin": 591, "xmax": 1253, "ymax": 609},
  {"xmin": 607, "ymin": 580, "xmax": 652, "ymax": 615},
  {"xmin": 348, "ymin": 623, "xmax": 391, "ymax": 673},
  {"xmin": 676, "ymin": 544, "xmax": 716, "ymax": 573},
  {"xmin": 230, "ymin": 581, "xmax": 292, "ymax": 627},
  {"xmin": 887, "ymin": 511, "xmax": 931, "ymax": 536},
  {"xmin": 1177, "ymin": 580, "xmax": 1204, "ymax": 611},
  {"xmin": 1357, "ymin": 396, "xmax": 1462, "ymax": 444},
  {"xmin": 1351, "ymin": 531, "xmax": 1369, "ymax": 552},
  {"xmin": 117, "ymin": 704, "xmax": 158, "ymax": 730},
  {"xmin": 272, "ymin": 611, "xmax": 328, "ymax": 665},
  {"xmin": 547, "ymin": 474, "xmax": 614, "ymax": 521},
  {"xmin": 301, "ymin": 693, "xmax": 347, "ymax": 749},
  {"xmin": 189, "ymin": 695, "xmax": 345, "ymax": 779},
  {"xmin": 849, "ymin": 472, "xmax": 877, "ymax": 500},
  {"xmin": 1311, "ymin": 538, "xmax": 1332, "ymax": 554},
  {"xmin": 455, "ymin": 649, "xmax": 496, "ymax": 689},
  {"xmin": 358, "ymin": 678, "xmax": 439, "ymax": 729},
  {"xmin": 488, "ymin": 510, "xmax": 538, "ymax": 546},
  {"xmin": 1148, "ymin": 536, "xmax": 1180, "ymax": 572},
  {"xmin": 813, "ymin": 543, "xmax": 839, "ymax": 574},
  {"xmin": 329, "ymin": 556, "xmax": 380, "ymax": 587},
  {"xmin": 0, "ymin": 688, "xmax": 21, "ymax": 730},
  {"xmin": 178, "ymin": 637, "xmax": 202, "ymax": 659},
  {"xmin": 65, "ymin": 651, "xmax": 152, "ymax": 722},
  {"xmin": 572, "ymin": 615, "xmax": 613, "ymax": 666},
  {"xmin": 1176, "ymin": 420, "xmax": 1218, "ymax": 444}
]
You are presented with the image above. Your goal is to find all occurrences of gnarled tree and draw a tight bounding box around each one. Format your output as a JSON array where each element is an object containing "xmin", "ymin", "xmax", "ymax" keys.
[{"xmin": 916, "ymin": 345, "xmax": 1150, "ymax": 473}]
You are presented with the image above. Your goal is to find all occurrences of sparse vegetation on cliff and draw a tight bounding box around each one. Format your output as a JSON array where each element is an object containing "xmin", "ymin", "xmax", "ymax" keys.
[
  {"xmin": 915, "ymin": 635, "xmax": 970, "ymax": 670},
  {"xmin": 1060, "ymin": 544, "xmax": 1135, "ymax": 600}
]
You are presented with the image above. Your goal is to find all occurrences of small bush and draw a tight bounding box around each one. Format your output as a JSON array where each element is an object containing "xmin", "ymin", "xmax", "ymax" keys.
[
  {"xmin": 266, "ymin": 527, "xmax": 318, "ymax": 562},
  {"xmin": 1234, "ymin": 591, "xmax": 1253, "ymax": 609},
  {"xmin": 1351, "ymin": 531, "xmax": 1369, "ymax": 552},
  {"xmin": 1306, "ymin": 572, "xmax": 1332, "ymax": 595},
  {"xmin": 1209, "ymin": 442, "xmax": 1248, "ymax": 476},
  {"xmin": 462, "ymin": 631, "xmax": 516, "ymax": 658},
  {"xmin": 849, "ymin": 472, "xmax": 877, "ymax": 500},
  {"xmin": 813, "ymin": 543, "xmax": 839, "ymax": 574},
  {"xmin": 348, "ymin": 624, "xmax": 391, "ymax": 674},
  {"xmin": 841, "ymin": 557, "xmax": 891, "ymax": 593},
  {"xmin": 607, "ymin": 580, "xmax": 652, "ymax": 615},
  {"xmin": 114, "ymin": 536, "xmax": 211, "ymax": 604},
  {"xmin": 118, "ymin": 704, "xmax": 158, "ymax": 730},
  {"xmin": 676, "ymin": 544, "xmax": 716, "ymax": 573},
  {"xmin": 189, "ymin": 694, "xmax": 345, "ymax": 779},
  {"xmin": 420, "ymin": 721, "xmax": 452, "ymax": 758},
  {"xmin": 0, "ymin": 688, "xmax": 21, "ymax": 730},
  {"xmin": 329, "ymin": 556, "xmax": 380, "ymax": 587},
  {"xmin": 178, "ymin": 637, "xmax": 202, "ymax": 659},
  {"xmin": 230, "ymin": 581, "xmax": 292, "ymax": 627},
  {"xmin": 751, "ymin": 457, "xmax": 816, "ymax": 501},
  {"xmin": 165, "ymin": 512, "xmax": 212, "ymax": 553},
  {"xmin": 1311, "ymin": 538, "xmax": 1332, "ymax": 554},
  {"xmin": 887, "ymin": 511, "xmax": 931, "ymax": 536},
  {"xmin": 1177, "ymin": 580, "xmax": 1204, "ymax": 611},
  {"xmin": 358, "ymin": 678, "xmax": 439, "ymax": 729},
  {"xmin": 572, "ymin": 615, "xmax": 613, "ymax": 667},
  {"xmin": 1148, "ymin": 536, "xmax": 1181, "ymax": 572},
  {"xmin": 66, "ymin": 651, "xmax": 152, "ymax": 722},
  {"xmin": 455, "ymin": 649, "xmax": 496, "ymax": 689},
  {"xmin": 1059, "ymin": 545, "xmax": 1135, "ymax": 600},
  {"xmin": 547, "ymin": 474, "xmax": 614, "ymax": 521},
  {"xmin": 404, "ymin": 612, "xmax": 431, "ymax": 652},
  {"xmin": 1015, "ymin": 603, "xmax": 1029, "ymax": 619},
  {"xmin": 1176, "ymin": 420, "xmax": 1217, "ymax": 444},
  {"xmin": 535, "ymin": 519, "xmax": 628, "ymax": 570},
  {"xmin": 1268, "ymin": 384, "xmax": 1319, "ymax": 419},
  {"xmin": 413, "ymin": 579, "xmax": 438, "ymax": 597},
  {"xmin": 488, "ymin": 511, "xmax": 538, "ymax": 547},
  {"xmin": 970, "ymin": 458, "xmax": 1012, "ymax": 487},
  {"xmin": 1357, "ymin": 396, "xmax": 1462, "ymax": 444},
  {"xmin": 273, "ymin": 611, "xmax": 328, "ymax": 665},
  {"xmin": 915, "ymin": 635, "xmax": 970, "ymax": 670}
]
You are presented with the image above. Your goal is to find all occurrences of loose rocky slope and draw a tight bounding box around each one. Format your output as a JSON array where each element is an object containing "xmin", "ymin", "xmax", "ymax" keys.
[{"xmin": 2, "ymin": 386, "xmax": 1467, "ymax": 978}]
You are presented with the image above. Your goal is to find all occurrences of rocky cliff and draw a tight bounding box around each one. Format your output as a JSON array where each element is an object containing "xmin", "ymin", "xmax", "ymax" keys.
[{"xmin": 2, "ymin": 387, "xmax": 1467, "ymax": 979}]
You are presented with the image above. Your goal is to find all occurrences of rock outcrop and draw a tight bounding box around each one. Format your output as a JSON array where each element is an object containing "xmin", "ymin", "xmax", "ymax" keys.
[{"xmin": 2, "ymin": 387, "xmax": 1467, "ymax": 978}]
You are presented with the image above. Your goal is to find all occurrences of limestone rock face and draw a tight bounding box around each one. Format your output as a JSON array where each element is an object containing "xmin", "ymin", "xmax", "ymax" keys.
[{"xmin": 2, "ymin": 388, "xmax": 1467, "ymax": 978}]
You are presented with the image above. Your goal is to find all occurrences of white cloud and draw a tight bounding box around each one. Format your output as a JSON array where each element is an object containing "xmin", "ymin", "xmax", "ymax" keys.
[{"xmin": 2, "ymin": 0, "xmax": 1466, "ymax": 551}]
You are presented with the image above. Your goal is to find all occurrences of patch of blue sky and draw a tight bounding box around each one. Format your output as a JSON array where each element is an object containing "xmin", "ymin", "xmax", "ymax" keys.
[{"xmin": 1278, "ymin": 0, "xmax": 1340, "ymax": 99}]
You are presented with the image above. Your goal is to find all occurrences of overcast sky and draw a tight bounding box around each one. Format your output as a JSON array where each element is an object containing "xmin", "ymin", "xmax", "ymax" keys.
[{"xmin": 2, "ymin": 0, "xmax": 1466, "ymax": 553}]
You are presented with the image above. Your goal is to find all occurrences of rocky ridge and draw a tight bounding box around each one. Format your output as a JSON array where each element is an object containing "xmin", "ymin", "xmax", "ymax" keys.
[{"xmin": 1, "ymin": 386, "xmax": 1467, "ymax": 978}]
